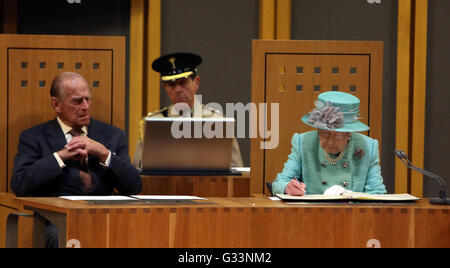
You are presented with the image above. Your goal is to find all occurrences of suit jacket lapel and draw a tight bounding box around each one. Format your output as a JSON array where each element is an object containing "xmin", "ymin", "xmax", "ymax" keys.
[
  {"xmin": 87, "ymin": 119, "xmax": 105, "ymax": 146},
  {"xmin": 46, "ymin": 119, "xmax": 67, "ymax": 152}
]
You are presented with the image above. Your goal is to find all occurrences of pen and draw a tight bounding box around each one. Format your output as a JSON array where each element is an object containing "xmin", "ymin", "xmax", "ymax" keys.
[
  {"xmin": 293, "ymin": 175, "xmax": 307, "ymax": 194},
  {"xmin": 292, "ymin": 174, "xmax": 301, "ymax": 183}
]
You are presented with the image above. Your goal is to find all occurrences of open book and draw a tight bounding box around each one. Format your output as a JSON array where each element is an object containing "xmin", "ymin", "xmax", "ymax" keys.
[{"xmin": 276, "ymin": 193, "xmax": 420, "ymax": 202}]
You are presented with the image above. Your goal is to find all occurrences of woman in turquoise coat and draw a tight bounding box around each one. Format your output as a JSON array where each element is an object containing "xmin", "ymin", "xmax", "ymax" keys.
[{"xmin": 272, "ymin": 91, "xmax": 387, "ymax": 196}]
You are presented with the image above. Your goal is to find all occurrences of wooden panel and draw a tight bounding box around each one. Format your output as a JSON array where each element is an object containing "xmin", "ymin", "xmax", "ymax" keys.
[
  {"xmin": 129, "ymin": 0, "xmax": 146, "ymax": 159},
  {"xmin": 146, "ymin": 0, "xmax": 161, "ymax": 114},
  {"xmin": 251, "ymin": 40, "xmax": 383, "ymax": 195},
  {"xmin": 0, "ymin": 34, "xmax": 126, "ymax": 192},
  {"xmin": 411, "ymin": 0, "xmax": 428, "ymax": 197},
  {"xmin": 276, "ymin": 0, "xmax": 291, "ymax": 40},
  {"xmin": 0, "ymin": 40, "xmax": 6, "ymax": 192},
  {"xmin": 0, "ymin": 193, "xmax": 33, "ymax": 248},
  {"xmin": 16, "ymin": 197, "xmax": 450, "ymax": 248},
  {"xmin": 0, "ymin": 205, "xmax": 15, "ymax": 248},
  {"xmin": 264, "ymin": 54, "xmax": 370, "ymax": 188},
  {"xmin": 259, "ymin": 0, "xmax": 276, "ymax": 39},
  {"xmin": 395, "ymin": 0, "xmax": 413, "ymax": 194},
  {"xmin": 414, "ymin": 208, "xmax": 450, "ymax": 247},
  {"xmin": 140, "ymin": 175, "xmax": 250, "ymax": 197}
]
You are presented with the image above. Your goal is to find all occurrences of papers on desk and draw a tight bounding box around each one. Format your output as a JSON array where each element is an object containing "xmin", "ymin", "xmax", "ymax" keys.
[
  {"xmin": 231, "ymin": 167, "xmax": 250, "ymax": 173},
  {"xmin": 276, "ymin": 193, "xmax": 420, "ymax": 202},
  {"xmin": 60, "ymin": 195, "xmax": 207, "ymax": 201},
  {"xmin": 60, "ymin": 196, "xmax": 137, "ymax": 201},
  {"xmin": 131, "ymin": 195, "xmax": 207, "ymax": 200}
]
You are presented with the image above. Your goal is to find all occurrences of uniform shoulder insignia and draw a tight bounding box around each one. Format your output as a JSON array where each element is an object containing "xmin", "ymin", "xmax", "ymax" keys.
[
  {"xmin": 202, "ymin": 105, "xmax": 223, "ymax": 117},
  {"xmin": 139, "ymin": 107, "xmax": 169, "ymax": 140},
  {"xmin": 146, "ymin": 107, "xmax": 169, "ymax": 117}
]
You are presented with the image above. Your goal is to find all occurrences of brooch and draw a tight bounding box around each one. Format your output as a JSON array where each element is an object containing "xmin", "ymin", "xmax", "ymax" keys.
[{"xmin": 354, "ymin": 149, "xmax": 365, "ymax": 159}]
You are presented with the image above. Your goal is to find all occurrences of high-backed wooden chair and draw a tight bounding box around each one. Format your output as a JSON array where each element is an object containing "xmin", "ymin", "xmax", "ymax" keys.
[
  {"xmin": 0, "ymin": 34, "xmax": 126, "ymax": 193},
  {"xmin": 0, "ymin": 34, "xmax": 125, "ymax": 247},
  {"xmin": 250, "ymin": 40, "xmax": 383, "ymax": 196}
]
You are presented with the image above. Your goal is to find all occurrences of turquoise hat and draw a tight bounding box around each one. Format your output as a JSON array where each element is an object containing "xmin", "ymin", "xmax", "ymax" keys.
[{"xmin": 301, "ymin": 91, "xmax": 369, "ymax": 133}]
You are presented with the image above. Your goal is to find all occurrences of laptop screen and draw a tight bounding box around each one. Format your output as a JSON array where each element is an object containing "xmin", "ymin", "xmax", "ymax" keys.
[{"xmin": 141, "ymin": 117, "xmax": 235, "ymax": 172}]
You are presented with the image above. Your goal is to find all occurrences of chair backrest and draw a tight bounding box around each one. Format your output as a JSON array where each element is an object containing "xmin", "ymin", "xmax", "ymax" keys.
[
  {"xmin": 0, "ymin": 34, "xmax": 126, "ymax": 192},
  {"xmin": 250, "ymin": 40, "xmax": 383, "ymax": 195}
]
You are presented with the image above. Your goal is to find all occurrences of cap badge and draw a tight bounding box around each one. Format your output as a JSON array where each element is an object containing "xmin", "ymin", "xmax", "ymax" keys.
[{"xmin": 169, "ymin": 57, "xmax": 177, "ymax": 70}]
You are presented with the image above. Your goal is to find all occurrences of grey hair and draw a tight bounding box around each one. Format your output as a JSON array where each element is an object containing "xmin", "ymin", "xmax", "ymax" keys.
[
  {"xmin": 307, "ymin": 102, "xmax": 344, "ymax": 129},
  {"xmin": 50, "ymin": 72, "xmax": 89, "ymax": 99}
]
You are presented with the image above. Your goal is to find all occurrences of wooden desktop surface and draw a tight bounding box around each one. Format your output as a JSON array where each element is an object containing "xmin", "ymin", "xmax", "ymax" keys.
[{"xmin": 14, "ymin": 196, "xmax": 450, "ymax": 248}]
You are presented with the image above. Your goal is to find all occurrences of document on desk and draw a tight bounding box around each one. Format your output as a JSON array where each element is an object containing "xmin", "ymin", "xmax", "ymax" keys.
[
  {"xmin": 59, "ymin": 196, "xmax": 137, "ymax": 201},
  {"xmin": 276, "ymin": 193, "xmax": 420, "ymax": 202},
  {"xmin": 131, "ymin": 195, "xmax": 207, "ymax": 200}
]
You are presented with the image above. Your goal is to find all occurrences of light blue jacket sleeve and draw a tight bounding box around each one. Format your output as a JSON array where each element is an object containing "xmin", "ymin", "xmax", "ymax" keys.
[
  {"xmin": 272, "ymin": 134, "xmax": 302, "ymax": 195},
  {"xmin": 364, "ymin": 139, "xmax": 387, "ymax": 194}
]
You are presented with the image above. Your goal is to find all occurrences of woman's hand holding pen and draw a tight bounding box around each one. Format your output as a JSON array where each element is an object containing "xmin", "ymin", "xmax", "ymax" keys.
[{"xmin": 285, "ymin": 175, "xmax": 307, "ymax": 196}]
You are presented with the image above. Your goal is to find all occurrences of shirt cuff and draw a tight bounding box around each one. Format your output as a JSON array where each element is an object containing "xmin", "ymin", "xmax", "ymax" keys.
[
  {"xmin": 100, "ymin": 150, "xmax": 112, "ymax": 167},
  {"xmin": 53, "ymin": 152, "xmax": 66, "ymax": 168}
]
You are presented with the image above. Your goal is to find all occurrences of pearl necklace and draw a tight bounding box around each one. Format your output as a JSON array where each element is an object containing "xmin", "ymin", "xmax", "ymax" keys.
[{"xmin": 324, "ymin": 148, "xmax": 346, "ymax": 165}]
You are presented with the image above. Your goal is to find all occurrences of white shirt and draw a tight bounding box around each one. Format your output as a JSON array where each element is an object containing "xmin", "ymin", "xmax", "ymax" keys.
[{"xmin": 53, "ymin": 117, "xmax": 111, "ymax": 168}]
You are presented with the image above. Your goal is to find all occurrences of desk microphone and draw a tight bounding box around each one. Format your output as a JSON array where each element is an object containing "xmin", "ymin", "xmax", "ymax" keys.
[{"xmin": 395, "ymin": 150, "xmax": 450, "ymax": 205}]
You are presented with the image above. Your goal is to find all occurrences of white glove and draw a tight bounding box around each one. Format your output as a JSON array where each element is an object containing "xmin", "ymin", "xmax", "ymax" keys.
[{"xmin": 323, "ymin": 185, "xmax": 353, "ymax": 197}]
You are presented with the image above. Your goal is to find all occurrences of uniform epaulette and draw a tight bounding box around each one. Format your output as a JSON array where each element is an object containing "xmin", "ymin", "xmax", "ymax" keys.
[
  {"xmin": 145, "ymin": 107, "xmax": 169, "ymax": 117},
  {"xmin": 201, "ymin": 104, "xmax": 222, "ymax": 117},
  {"xmin": 139, "ymin": 107, "xmax": 170, "ymax": 140}
]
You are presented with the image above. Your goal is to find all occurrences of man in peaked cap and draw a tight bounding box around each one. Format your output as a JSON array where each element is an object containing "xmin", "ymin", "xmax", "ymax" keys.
[{"xmin": 133, "ymin": 52, "xmax": 243, "ymax": 168}]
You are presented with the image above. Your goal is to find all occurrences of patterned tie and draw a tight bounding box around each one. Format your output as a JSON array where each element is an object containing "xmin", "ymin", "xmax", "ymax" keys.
[{"xmin": 69, "ymin": 128, "xmax": 94, "ymax": 192}]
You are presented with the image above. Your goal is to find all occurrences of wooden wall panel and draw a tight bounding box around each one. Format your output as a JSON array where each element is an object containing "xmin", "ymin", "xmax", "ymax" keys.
[
  {"xmin": 276, "ymin": 0, "xmax": 291, "ymax": 40},
  {"xmin": 0, "ymin": 34, "xmax": 126, "ymax": 193},
  {"xmin": 129, "ymin": 0, "xmax": 161, "ymax": 160},
  {"xmin": 410, "ymin": 0, "xmax": 429, "ymax": 197},
  {"xmin": 259, "ymin": 0, "xmax": 276, "ymax": 39},
  {"xmin": 264, "ymin": 54, "xmax": 371, "ymax": 190},
  {"xmin": 395, "ymin": 0, "xmax": 412, "ymax": 194},
  {"xmin": 251, "ymin": 40, "xmax": 383, "ymax": 195}
]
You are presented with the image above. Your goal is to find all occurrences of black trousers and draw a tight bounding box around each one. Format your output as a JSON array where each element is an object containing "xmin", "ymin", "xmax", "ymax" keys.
[{"xmin": 45, "ymin": 220, "xmax": 59, "ymax": 248}]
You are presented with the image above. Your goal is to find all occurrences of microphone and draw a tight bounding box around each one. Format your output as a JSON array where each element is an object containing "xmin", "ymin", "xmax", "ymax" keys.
[{"xmin": 395, "ymin": 150, "xmax": 450, "ymax": 205}]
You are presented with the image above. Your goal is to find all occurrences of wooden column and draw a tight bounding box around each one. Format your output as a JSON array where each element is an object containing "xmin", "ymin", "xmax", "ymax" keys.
[
  {"xmin": 395, "ymin": 0, "xmax": 429, "ymax": 197},
  {"xmin": 276, "ymin": 0, "xmax": 291, "ymax": 40},
  {"xmin": 129, "ymin": 0, "xmax": 161, "ymax": 159},
  {"xmin": 259, "ymin": 0, "xmax": 276, "ymax": 39},
  {"xmin": 395, "ymin": 0, "xmax": 413, "ymax": 194},
  {"xmin": 129, "ymin": 0, "xmax": 146, "ymax": 159},
  {"xmin": 146, "ymin": 0, "xmax": 161, "ymax": 114},
  {"xmin": 410, "ymin": 0, "xmax": 428, "ymax": 197}
]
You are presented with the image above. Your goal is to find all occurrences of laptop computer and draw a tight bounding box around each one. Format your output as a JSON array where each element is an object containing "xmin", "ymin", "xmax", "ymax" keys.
[{"xmin": 141, "ymin": 117, "xmax": 237, "ymax": 175}]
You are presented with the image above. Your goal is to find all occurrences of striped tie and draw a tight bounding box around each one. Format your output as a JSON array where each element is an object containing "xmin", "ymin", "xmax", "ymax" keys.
[{"xmin": 69, "ymin": 128, "xmax": 94, "ymax": 192}]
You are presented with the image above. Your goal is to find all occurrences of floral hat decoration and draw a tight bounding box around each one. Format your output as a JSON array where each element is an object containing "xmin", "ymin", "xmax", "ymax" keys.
[{"xmin": 301, "ymin": 91, "xmax": 369, "ymax": 133}]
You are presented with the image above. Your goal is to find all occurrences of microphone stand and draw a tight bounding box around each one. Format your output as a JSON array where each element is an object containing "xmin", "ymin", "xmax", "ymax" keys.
[{"xmin": 395, "ymin": 150, "xmax": 450, "ymax": 205}]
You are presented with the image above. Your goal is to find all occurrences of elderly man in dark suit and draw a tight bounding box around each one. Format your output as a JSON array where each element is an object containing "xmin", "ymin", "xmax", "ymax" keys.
[{"xmin": 11, "ymin": 72, "xmax": 142, "ymax": 247}]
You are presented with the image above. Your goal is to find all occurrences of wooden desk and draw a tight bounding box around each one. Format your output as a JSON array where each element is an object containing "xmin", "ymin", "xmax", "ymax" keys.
[
  {"xmin": 0, "ymin": 193, "xmax": 33, "ymax": 248},
  {"xmin": 0, "ymin": 173, "xmax": 250, "ymax": 247},
  {"xmin": 13, "ymin": 197, "xmax": 450, "ymax": 248},
  {"xmin": 140, "ymin": 173, "xmax": 250, "ymax": 197}
]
